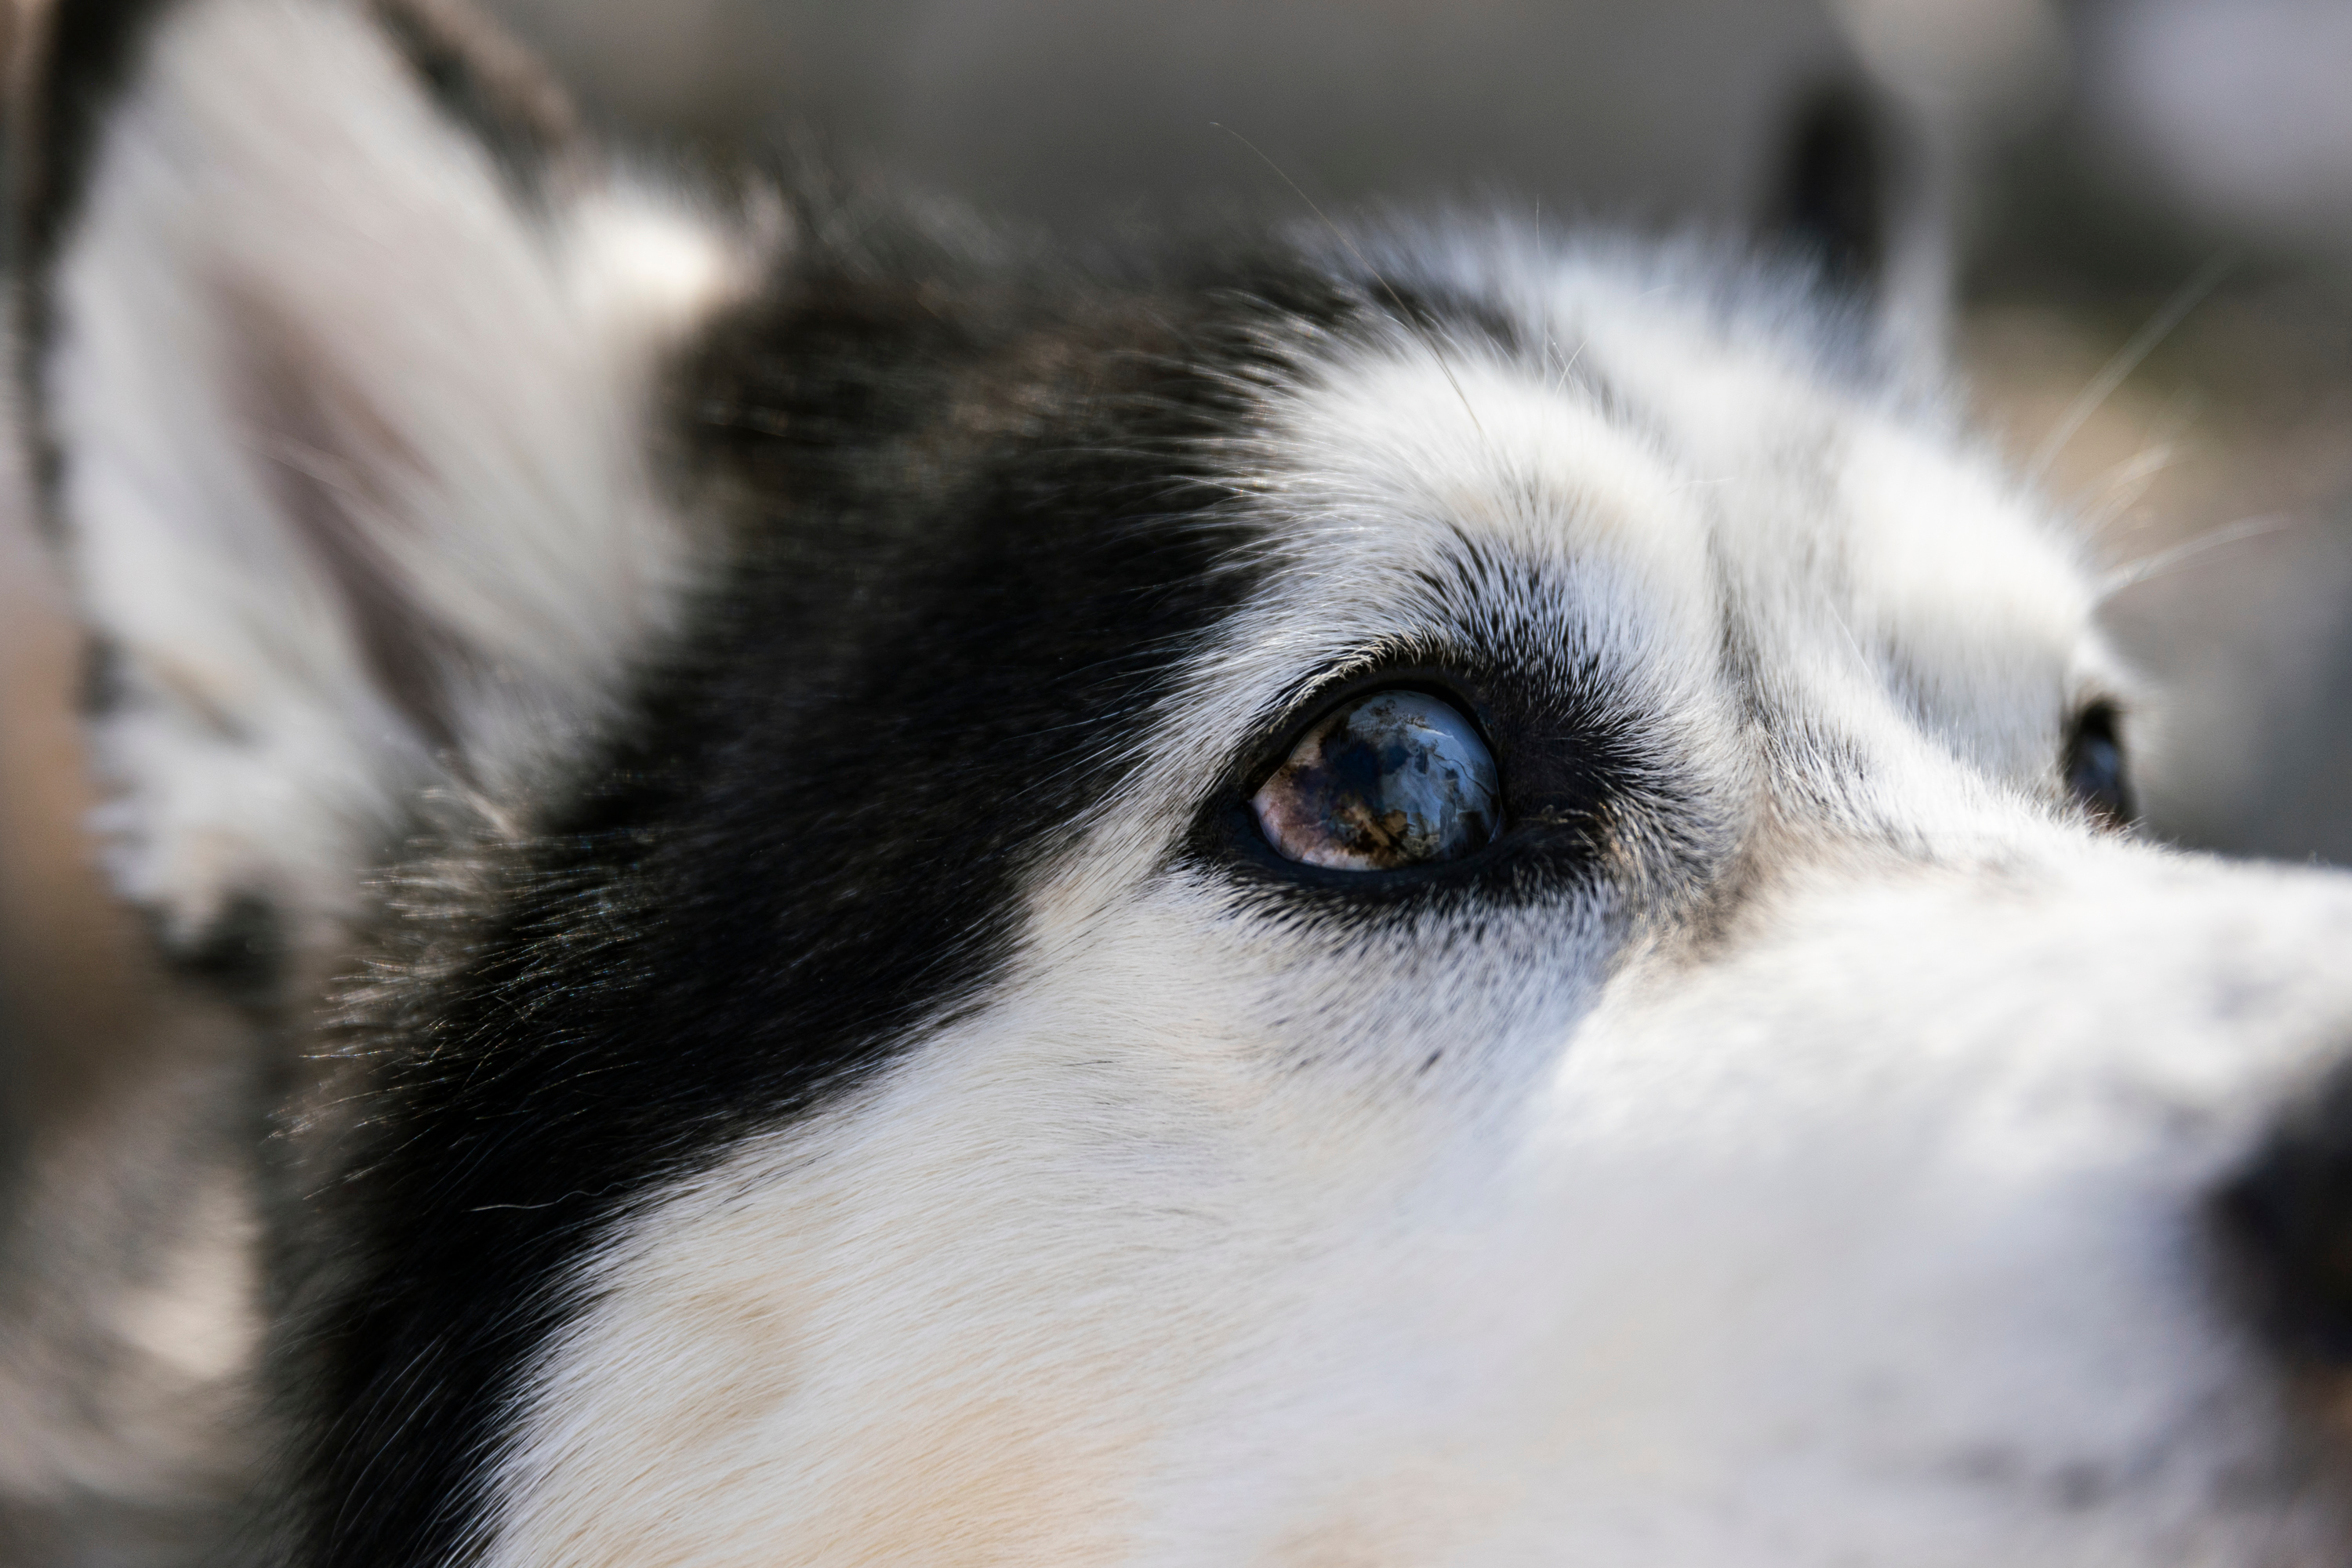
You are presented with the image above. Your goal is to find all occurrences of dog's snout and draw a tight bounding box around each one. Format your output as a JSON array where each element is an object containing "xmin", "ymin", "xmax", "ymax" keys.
[{"xmin": 2218, "ymin": 1061, "xmax": 2352, "ymax": 1359}]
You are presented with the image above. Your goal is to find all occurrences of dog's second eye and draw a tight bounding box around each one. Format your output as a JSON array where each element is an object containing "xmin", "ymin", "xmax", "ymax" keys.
[
  {"xmin": 1251, "ymin": 690, "xmax": 1501, "ymax": 871},
  {"xmin": 2063, "ymin": 701, "xmax": 2133, "ymax": 828}
]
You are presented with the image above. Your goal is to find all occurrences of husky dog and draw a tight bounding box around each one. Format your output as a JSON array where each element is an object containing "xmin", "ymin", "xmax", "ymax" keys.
[{"xmin": 17, "ymin": 0, "xmax": 2352, "ymax": 1563}]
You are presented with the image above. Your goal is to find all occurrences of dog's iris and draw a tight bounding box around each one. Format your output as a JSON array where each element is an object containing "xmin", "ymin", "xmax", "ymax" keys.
[{"xmin": 1252, "ymin": 690, "xmax": 1500, "ymax": 870}]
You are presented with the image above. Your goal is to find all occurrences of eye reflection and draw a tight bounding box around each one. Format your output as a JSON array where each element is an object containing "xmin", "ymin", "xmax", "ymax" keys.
[{"xmin": 1250, "ymin": 689, "xmax": 1501, "ymax": 871}]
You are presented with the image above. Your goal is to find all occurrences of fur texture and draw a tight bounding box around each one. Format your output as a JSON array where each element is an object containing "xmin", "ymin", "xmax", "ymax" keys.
[{"xmin": 20, "ymin": 1, "xmax": 2352, "ymax": 1564}]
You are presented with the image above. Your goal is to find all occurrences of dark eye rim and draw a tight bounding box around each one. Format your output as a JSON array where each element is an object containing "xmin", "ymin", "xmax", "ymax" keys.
[
  {"xmin": 1180, "ymin": 652, "xmax": 1650, "ymax": 907},
  {"xmin": 2062, "ymin": 697, "xmax": 2136, "ymax": 830},
  {"xmin": 1200, "ymin": 665, "xmax": 1528, "ymax": 893}
]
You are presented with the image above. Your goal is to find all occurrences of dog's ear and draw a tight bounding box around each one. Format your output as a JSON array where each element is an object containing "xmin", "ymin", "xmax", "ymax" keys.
[
  {"xmin": 22, "ymin": 0, "xmax": 761, "ymax": 967},
  {"xmin": 1760, "ymin": 79, "xmax": 1951, "ymax": 359}
]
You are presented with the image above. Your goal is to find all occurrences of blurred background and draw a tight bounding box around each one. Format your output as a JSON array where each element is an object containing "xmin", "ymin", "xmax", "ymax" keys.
[{"xmin": 2, "ymin": 0, "xmax": 2350, "ymax": 1557}]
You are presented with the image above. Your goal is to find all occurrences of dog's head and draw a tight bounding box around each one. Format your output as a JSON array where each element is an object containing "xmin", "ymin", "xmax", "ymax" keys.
[{"xmin": 24, "ymin": 2, "xmax": 2352, "ymax": 1563}]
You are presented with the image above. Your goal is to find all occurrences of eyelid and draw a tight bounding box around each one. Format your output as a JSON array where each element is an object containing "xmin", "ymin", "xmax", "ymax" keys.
[{"xmin": 1245, "ymin": 666, "xmax": 1500, "ymax": 790}]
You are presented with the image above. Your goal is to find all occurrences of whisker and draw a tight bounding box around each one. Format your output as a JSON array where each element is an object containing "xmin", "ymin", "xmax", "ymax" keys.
[
  {"xmin": 1553, "ymin": 336, "xmax": 1586, "ymax": 395},
  {"xmin": 2074, "ymin": 400, "xmax": 2209, "ymax": 557},
  {"xmin": 2097, "ymin": 443, "xmax": 2179, "ymax": 495},
  {"xmin": 1535, "ymin": 196, "xmax": 1557, "ymax": 384},
  {"xmin": 2078, "ymin": 441, "xmax": 2184, "ymax": 537},
  {"xmin": 2096, "ymin": 512, "xmax": 2306, "ymax": 601},
  {"xmin": 2029, "ymin": 249, "xmax": 2236, "ymax": 482}
]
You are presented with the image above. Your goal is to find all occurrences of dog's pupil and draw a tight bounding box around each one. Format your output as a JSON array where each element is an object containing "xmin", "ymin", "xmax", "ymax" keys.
[
  {"xmin": 2063, "ymin": 702, "xmax": 2133, "ymax": 827},
  {"xmin": 1251, "ymin": 689, "xmax": 1501, "ymax": 872}
]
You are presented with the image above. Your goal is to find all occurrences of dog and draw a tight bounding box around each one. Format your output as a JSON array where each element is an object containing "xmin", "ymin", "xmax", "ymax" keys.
[{"xmin": 16, "ymin": 0, "xmax": 2352, "ymax": 1562}]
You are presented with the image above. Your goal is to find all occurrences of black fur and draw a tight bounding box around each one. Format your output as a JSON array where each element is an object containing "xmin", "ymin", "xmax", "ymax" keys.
[{"xmin": 250, "ymin": 220, "xmax": 1505, "ymax": 1565}]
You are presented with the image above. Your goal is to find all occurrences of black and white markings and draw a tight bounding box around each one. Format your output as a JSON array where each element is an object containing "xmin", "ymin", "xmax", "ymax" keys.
[{"xmin": 26, "ymin": 4, "xmax": 2352, "ymax": 1566}]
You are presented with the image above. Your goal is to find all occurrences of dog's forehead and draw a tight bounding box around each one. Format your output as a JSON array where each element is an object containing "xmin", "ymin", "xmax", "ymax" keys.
[
  {"xmin": 1191, "ymin": 249, "xmax": 2098, "ymax": 778},
  {"xmin": 1283, "ymin": 273, "xmax": 2078, "ymax": 658}
]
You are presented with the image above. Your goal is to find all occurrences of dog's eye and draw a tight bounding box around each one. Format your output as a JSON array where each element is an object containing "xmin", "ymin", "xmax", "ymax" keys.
[
  {"xmin": 1251, "ymin": 689, "xmax": 1501, "ymax": 870},
  {"xmin": 2063, "ymin": 701, "xmax": 2133, "ymax": 828}
]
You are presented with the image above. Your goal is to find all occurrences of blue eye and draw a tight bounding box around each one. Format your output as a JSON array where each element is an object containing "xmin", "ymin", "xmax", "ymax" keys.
[{"xmin": 1251, "ymin": 689, "xmax": 1501, "ymax": 871}]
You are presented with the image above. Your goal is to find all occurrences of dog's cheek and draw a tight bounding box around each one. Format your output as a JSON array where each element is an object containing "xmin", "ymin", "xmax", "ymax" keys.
[{"xmin": 479, "ymin": 877, "xmax": 1610, "ymax": 1565}]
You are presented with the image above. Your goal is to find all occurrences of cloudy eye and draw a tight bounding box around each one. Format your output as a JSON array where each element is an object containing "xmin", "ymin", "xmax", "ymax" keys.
[
  {"xmin": 2063, "ymin": 700, "xmax": 2133, "ymax": 828},
  {"xmin": 1251, "ymin": 689, "xmax": 1501, "ymax": 871}
]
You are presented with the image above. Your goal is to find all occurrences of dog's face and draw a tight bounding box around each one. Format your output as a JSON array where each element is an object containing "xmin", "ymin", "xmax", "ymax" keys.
[{"xmin": 27, "ymin": 2, "xmax": 2352, "ymax": 1563}]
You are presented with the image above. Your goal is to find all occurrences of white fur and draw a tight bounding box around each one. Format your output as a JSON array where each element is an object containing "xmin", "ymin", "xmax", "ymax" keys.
[
  {"xmin": 49, "ymin": 0, "xmax": 764, "ymax": 953},
  {"xmin": 42, "ymin": 9, "xmax": 2352, "ymax": 1561},
  {"xmin": 480, "ymin": 264, "xmax": 2352, "ymax": 1565}
]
